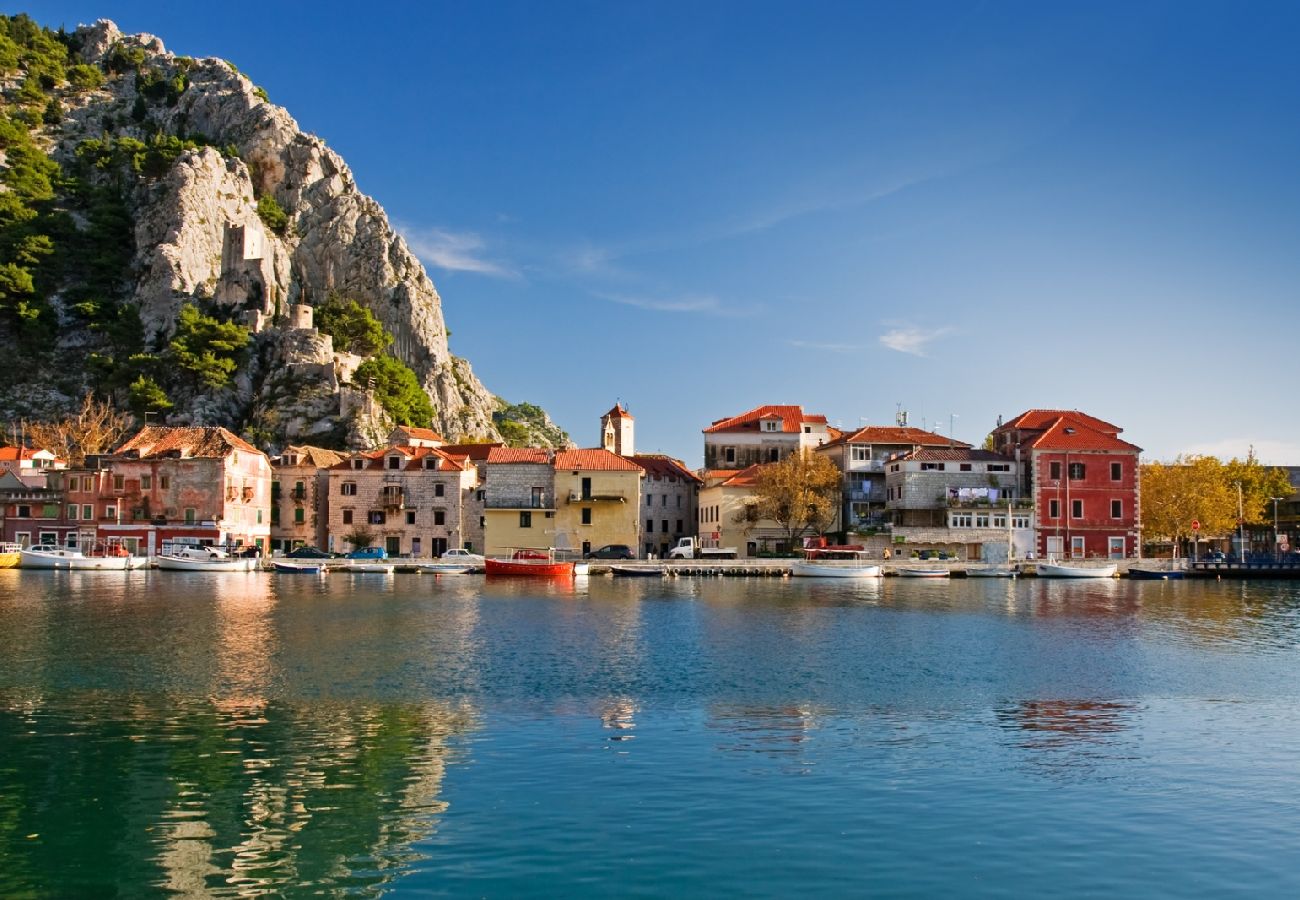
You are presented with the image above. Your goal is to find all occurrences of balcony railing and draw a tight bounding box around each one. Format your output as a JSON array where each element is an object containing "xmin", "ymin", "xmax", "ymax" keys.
[
  {"xmin": 381, "ymin": 489, "xmax": 405, "ymax": 510},
  {"xmin": 291, "ymin": 487, "xmax": 307, "ymax": 501},
  {"xmin": 485, "ymin": 497, "xmax": 553, "ymax": 510},
  {"xmin": 946, "ymin": 497, "xmax": 1034, "ymax": 510},
  {"xmin": 568, "ymin": 491, "xmax": 626, "ymax": 503}
]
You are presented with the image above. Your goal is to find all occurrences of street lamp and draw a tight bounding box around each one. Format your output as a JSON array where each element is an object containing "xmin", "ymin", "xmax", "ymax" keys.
[{"xmin": 1270, "ymin": 496, "xmax": 1284, "ymax": 559}]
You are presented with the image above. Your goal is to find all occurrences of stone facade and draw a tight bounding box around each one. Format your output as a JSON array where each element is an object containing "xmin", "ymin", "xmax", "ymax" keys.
[
  {"xmin": 630, "ymin": 455, "xmax": 700, "ymax": 559},
  {"xmin": 481, "ymin": 448, "xmax": 556, "ymax": 557},
  {"xmin": 600, "ymin": 404, "xmax": 635, "ymax": 456},
  {"xmin": 270, "ymin": 445, "xmax": 344, "ymax": 551}
]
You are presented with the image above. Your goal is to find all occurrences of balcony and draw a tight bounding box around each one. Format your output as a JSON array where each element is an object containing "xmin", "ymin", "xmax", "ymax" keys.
[
  {"xmin": 568, "ymin": 490, "xmax": 626, "ymax": 504},
  {"xmin": 485, "ymin": 497, "xmax": 553, "ymax": 511},
  {"xmin": 381, "ymin": 488, "xmax": 406, "ymax": 510},
  {"xmin": 946, "ymin": 497, "xmax": 1034, "ymax": 510},
  {"xmin": 848, "ymin": 490, "xmax": 886, "ymax": 503},
  {"xmin": 241, "ymin": 487, "xmax": 255, "ymax": 502},
  {"xmin": 290, "ymin": 486, "xmax": 307, "ymax": 501}
]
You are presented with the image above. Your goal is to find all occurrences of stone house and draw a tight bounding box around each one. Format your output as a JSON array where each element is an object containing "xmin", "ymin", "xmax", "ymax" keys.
[
  {"xmin": 0, "ymin": 469, "xmax": 74, "ymax": 548},
  {"xmin": 327, "ymin": 445, "xmax": 479, "ymax": 557},
  {"xmin": 698, "ymin": 464, "xmax": 793, "ymax": 558},
  {"xmin": 552, "ymin": 449, "xmax": 644, "ymax": 557},
  {"xmin": 629, "ymin": 454, "xmax": 700, "ymax": 559},
  {"xmin": 59, "ymin": 426, "xmax": 273, "ymax": 556},
  {"xmin": 703, "ymin": 405, "xmax": 831, "ymax": 471},
  {"xmin": 389, "ymin": 425, "xmax": 444, "ymax": 449},
  {"xmin": 992, "ymin": 409, "xmax": 1142, "ymax": 559},
  {"xmin": 269, "ymin": 445, "xmax": 345, "ymax": 552},
  {"xmin": 816, "ymin": 425, "xmax": 965, "ymax": 533},
  {"xmin": 481, "ymin": 447, "xmax": 556, "ymax": 557}
]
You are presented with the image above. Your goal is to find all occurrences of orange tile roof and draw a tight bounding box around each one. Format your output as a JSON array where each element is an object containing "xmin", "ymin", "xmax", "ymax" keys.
[
  {"xmin": 392, "ymin": 425, "xmax": 445, "ymax": 442},
  {"xmin": 997, "ymin": 409, "xmax": 1122, "ymax": 436},
  {"xmin": 822, "ymin": 425, "xmax": 968, "ymax": 448},
  {"xmin": 715, "ymin": 464, "xmax": 769, "ymax": 487},
  {"xmin": 603, "ymin": 403, "xmax": 633, "ymax": 420},
  {"xmin": 703, "ymin": 405, "xmax": 827, "ymax": 434},
  {"xmin": 114, "ymin": 426, "xmax": 261, "ymax": 459},
  {"xmin": 0, "ymin": 446, "xmax": 53, "ymax": 461},
  {"xmin": 901, "ymin": 448, "xmax": 1014, "ymax": 463},
  {"xmin": 1028, "ymin": 419, "xmax": 1142, "ymax": 453},
  {"xmin": 554, "ymin": 448, "xmax": 644, "ymax": 472},
  {"xmin": 628, "ymin": 454, "xmax": 702, "ymax": 483},
  {"xmin": 439, "ymin": 442, "xmax": 502, "ymax": 462},
  {"xmin": 486, "ymin": 447, "xmax": 553, "ymax": 464},
  {"xmin": 276, "ymin": 445, "xmax": 346, "ymax": 468},
  {"xmin": 332, "ymin": 445, "xmax": 466, "ymax": 471}
]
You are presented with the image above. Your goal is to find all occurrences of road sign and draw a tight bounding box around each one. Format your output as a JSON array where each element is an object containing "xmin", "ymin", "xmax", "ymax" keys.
[{"xmin": 1192, "ymin": 519, "xmax": 1200, "ymax": 532}]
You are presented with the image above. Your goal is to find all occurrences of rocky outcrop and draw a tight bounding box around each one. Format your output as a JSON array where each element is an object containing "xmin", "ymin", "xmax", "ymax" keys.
[{"xmin": 23, "ymin": 18, "xmax": 544, "ymax": 449}]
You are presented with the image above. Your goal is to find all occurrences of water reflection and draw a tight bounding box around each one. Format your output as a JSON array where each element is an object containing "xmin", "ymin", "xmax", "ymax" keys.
[{"xmin": 995, "ymin": 699, "xmax": 1142, "ymax": 780}]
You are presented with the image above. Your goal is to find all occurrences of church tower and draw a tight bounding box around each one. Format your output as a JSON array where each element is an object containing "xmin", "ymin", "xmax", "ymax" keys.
[{"xmin": 600, "ymin": 403, "xmax": 635, "ymax": 456}]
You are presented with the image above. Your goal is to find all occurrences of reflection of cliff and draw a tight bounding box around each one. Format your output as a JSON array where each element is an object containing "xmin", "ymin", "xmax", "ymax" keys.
[{"xmin": 0, "ymin": 694, "xmax": 478, "ymax": 897}]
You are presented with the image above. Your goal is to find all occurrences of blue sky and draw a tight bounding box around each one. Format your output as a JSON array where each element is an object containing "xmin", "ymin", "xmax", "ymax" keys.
[{"xmin": 27, "ymin": 1, "xmax": 1300, "ymax": 466}]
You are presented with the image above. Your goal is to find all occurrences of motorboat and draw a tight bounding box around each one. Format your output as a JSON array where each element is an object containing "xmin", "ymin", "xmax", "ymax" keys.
[
  {"xmin": 790, "ymin": 560, "xmax": 882, "ymax": 578},
  {"xmin": 897, "ymin": 567, "xmax": 950, "ymax": 578},
  {"xmin": 1036, "ymin": 560, "xmax": 1118, "ymax": 579},
  {"xmin": 0, "ymin": 543, "xmax": 19, "ymax": 568},
  {"xmin": 272, "ymin": 560, "xmax": 327, "ymax": 574},
  {"xmin": 340, "ymin": 562, "xmax": 393, "ymax": 574},
  {"xmin": 20, "ymin": 544, "xmax": 138, "ymax": 571},
  {"xmin": 965, "ymin": 565, "xmax": 1019, "ymax": 578},
  {"xmin": 416, "ymin": 561, "xmax": 475, "ymax": 575},
  {"xmin": 155, "ymin": 546, "xmax": 259, "ymax": 572},
  {"xmin": 1128, "ymin": 567, "xmax": 1185, "ymax": 581},
  {"xmin": 485, "ymin": 549, "xmax": 575, "ymax": 577},
  {"xmin": 609, "ymin": 564, "xmax": 666, "ymax": 577}
]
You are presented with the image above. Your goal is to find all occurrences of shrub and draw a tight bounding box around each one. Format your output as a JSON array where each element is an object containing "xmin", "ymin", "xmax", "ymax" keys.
[
  {"xmin": 353, "ymin": 355, "xmax": 434, "ymax": 427},
  {"xmin": 167, "ymin": 304, "xmax": 250, "ymax": 390},
  {"xmin": 256, "ymin": 194, "xmax": 288, "ymax": 235},
  {"xmin": 315, "ymin": 294, "xmax": 391, "ymax": 355},
  {"xmin": 67, "ymin": 63, "xmax": 103, "ymax": 90}
]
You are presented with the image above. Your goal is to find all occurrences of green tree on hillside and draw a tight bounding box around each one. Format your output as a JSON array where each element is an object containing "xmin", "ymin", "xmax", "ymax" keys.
[
  {"xmin": 353, "ymin": 355, "xmax": 434, "ymax": 428},
  {"xmin": 316, "ymin": 294, "xmax": 391, "ymax": 356},
  {"xmin": 167, "ymin": 304, "xmax": 250, "ymax": 390}
]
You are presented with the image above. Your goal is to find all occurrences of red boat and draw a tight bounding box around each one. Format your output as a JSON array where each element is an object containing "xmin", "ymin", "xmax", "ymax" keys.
[{"xmin": 485, "ymin": 549, "xmax": 575, "ymax": 577}]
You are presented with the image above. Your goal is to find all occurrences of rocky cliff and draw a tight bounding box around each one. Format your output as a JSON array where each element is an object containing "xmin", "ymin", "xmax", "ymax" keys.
[{"xmin": 0, "ymin": 15, "xmax": 568, "ymax": 450}]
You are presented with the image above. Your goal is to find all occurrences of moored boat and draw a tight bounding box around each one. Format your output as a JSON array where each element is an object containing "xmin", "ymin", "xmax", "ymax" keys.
[
  {"xmin": 340, "ymin": 562, "xmax": 393, "ymax": 573},
  {"xmin": 415, "ymin": 562, "xmax": 475, "ymax": 575},
  {"xmin": 610, "ymin": 564, "xmax": 666, "ymax": 577},
  {"xmin": 20, "ymin": 544, "xmax": 137, "ymax": 570},
  {"xmin": 155, "ymin": 546, "xmax": 259, "ymax": 572},
  {"xmin": 485, "ymin": 549, "xmax": 575, "ymax": 577},
  {"xmin": 897, "ymin": 567, "xmax": 950, "ymax": 578},
  {"xmin": 273, "ymin": 560, "xmax": 326, "ymax": 574},
  {"xmin": 965, "ymin": 565, "xmax": 1019, "ymax": 578},
  {"xmin": 1128, "ymin": 567, "xmax": 1185, "ymax": 581},
  {"xmin": 1036, "ymin": 560, "xmax": 1118, "ymax": 579},
  {"xmin": 790, "ymin": 560, "xmax": 882, "ymax": 578},
  {"xmin": 0, "ymin": 543, "xmax": 21, "ymax": 568}
]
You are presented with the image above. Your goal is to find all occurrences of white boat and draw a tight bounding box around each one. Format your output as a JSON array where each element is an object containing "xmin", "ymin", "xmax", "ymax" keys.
[
  {"xmin": 791, "ymin": 560, "xmax": 882, "ymax": 578},
  {"xmin": 415, "ymin": 562, "xmax": 475, "ymax": 575},
  {"xmin": 155, "ymin": 546, "xmax": 259, "ymax": 572},
  {"xmin": 1036, "ymin": 560, "xmax": 1118, "ymax": 579},
  {"xmin": 20, "ymin": 544, "xmax": 137, "ymax": 571},
  {"xmin": 897, "ymin": 567, "xmax": 950, "ymax": 578},
  {"xmin": 340, "ymin": 562, "xmax": 393, "ymax": 574},
  {"xmin": 273, "ymin": 560, "xmax": 327, "ymax": 574},
  {"xmin": 966, "ymin": 565, "xmax": 1019, "ymax": 578}
]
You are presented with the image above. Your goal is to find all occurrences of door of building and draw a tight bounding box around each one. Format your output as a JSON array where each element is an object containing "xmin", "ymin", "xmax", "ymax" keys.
[
  {"xmin": 385, "ymin": 535, "xmax": 401, "ymax": 557},
  {"xmin": 1070, "ymin": 536, "xmax": 1086, "ymax": 558},
  {"xmin": 432, "ymin": 537, "xmax": 448, "ymax": 557},
  {"xmin": 1108, "ymin": 536, "xmax": 1125, "ymax": 559}
]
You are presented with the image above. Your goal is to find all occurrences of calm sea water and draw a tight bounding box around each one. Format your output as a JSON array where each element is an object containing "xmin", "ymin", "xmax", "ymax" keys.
[{"xmin": 2, "ymin": 570, "xmax": 1300, "ymax": 896}]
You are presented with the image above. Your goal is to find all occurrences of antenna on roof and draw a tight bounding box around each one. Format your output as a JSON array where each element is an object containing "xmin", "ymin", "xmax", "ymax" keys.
[{"xmin": 895, "ymin": 404, "xmax": 907, "ymax": 427}]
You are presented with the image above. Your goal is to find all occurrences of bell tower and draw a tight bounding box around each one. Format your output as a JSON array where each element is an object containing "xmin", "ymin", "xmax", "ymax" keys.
[{"xmin": 600, "ymin": 403, "xmax": 635, "ymax": 456}]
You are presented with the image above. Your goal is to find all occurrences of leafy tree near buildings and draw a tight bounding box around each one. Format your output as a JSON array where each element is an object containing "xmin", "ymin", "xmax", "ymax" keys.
[
  {"xmin": 167, "ymin": 304, "xmax": 250, "ymax": 390},
  {"xmin": 353, "ymin": 355, "xmax": 435, "ymax": 428},
  {"xmin": 1223, "ymin": 452, "xmax": 1294, "ymax": 525},
  {"xmin": 341, "ymin": 528, "xmax": 376, "ymax": 551},
  {"xmin": 1140, "ymin": 456, "xmax": 1236, "ymax": 553},
  {"xmin": 736, "ymin": 450, "xmax": 842, "ymax": 548},
  {"xmin": 127, "ymin": 375, "xmax": 173, "ymax": 418},
  {"xmin": 315, "ymin": 294, "xmax": 391, "ymax": 356}
]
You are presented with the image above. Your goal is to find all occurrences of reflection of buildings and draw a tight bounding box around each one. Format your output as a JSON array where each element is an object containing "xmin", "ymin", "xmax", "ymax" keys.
[
  {"xmin": 708, "ymin": 704, "xmax": 819, "ymax": 758},
  {"xmin": 600, "ymin": 698, "xmax": 638, "ymax": 741},
  {"xmin": 996, "ymin": 699, "xmax": 1139, "ymax": 778}
]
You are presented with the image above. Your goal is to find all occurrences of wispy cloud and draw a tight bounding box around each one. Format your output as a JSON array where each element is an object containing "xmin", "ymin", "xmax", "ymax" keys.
[
  {"xmin": 879, "ymin": 326, "xmax": 954, "ymax": 357},
  {"xmin": 399, "ymin": 226, "xmax": 519, "ymax": 279},
  {"xmin": 597, "ymin": 292, "xmax": 736, "ymax": 315},
  {"xmin": 1183, "ymin": 438, "xmax": 1300, "ymax": 466},
  {"xmin": 788, "ymin": 339, "xmax": 858, "ymax": 353}
]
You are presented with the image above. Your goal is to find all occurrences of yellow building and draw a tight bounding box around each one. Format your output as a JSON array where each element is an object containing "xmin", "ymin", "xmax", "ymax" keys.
[
  {"xmin": 482, "ymin": 447, "xmax": 556, "ymax": 557},
  {"xmin": 552, "ymin": 449, "xmax": 644, "ymax": 557},
  {"xmin": 699, "ymin": 464, "xmax": 792, "ymax": 557}
]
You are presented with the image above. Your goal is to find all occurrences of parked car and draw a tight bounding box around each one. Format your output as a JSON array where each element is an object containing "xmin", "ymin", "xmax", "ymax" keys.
[
  {"xmin": 441, "ymin": 548, "xmax": 486, "ymax": 565},
  {"xmin": 286, "ymin": 546, "xmax": 333, "ymax": 559},
  {"xmin": 584, "ymin": 544, "xmax": 635, "ymax": 560}
]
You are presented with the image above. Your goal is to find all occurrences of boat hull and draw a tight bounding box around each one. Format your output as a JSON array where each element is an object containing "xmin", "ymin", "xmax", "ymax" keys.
[
  {"xmin": 1128, "ymin": 568, "xmax": 1185, "ymax": 581},
  {"xmin": 416, "ymin": 563, "xmax": 475, "ymax": 575},
  {"xmin": 610, "ymin": 565, "xmax": 666, "ymax": 577},
  {"xmin": 791, "ymin": 561, "xmax": 882, "ymax": 578},
  {"xmin": 273, "ymin": 561, "xmax": 325, "ymax": 574},
  {"xmin": 897, "ymin": 568, "xmax": 950, "ymax": 578},
  {"xmin": 340, "ymin": 563, "xmax": 392, "ymax": 574},
  {"xmin": 485, "ymin": 558, "xmax": 575, "ymax": 577},
  {"xmin": 1036, "ymin": 562, "xmax": 1118, "ymax": 578},
  {"xmin": 966, "ymin": 566, "xmax": 1018, "ymax": 578},
  {"xmin": 20, "ymin": 550, "xmax": 134, "ymax": 570},
  {"xmin": 156, "ymin": 556, "xmax": 258, "ymax": 572}
]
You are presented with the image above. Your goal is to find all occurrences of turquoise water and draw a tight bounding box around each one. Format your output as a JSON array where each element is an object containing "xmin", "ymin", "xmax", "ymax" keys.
[{"xmin": 2, "ymin": 571, "xmax": 1300, "ymax": 896}]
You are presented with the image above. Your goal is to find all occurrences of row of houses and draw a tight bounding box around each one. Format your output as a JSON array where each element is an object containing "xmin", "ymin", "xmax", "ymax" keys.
[{"xmin": 0, "ymin": 402, "xmax": 1172, "ymax": 561}]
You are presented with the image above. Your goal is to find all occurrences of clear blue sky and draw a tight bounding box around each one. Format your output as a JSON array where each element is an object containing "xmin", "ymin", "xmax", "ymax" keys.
[{"xmin": 27, "ymin": 1, "xmax": 1300, "ymax": 466}]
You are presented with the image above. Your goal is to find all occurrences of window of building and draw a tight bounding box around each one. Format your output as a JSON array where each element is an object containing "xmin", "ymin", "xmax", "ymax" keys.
[
  {"xmin": 476, "ymin": 490, "xmax": 485, "ymax": 502},
  {"xmin": 1049, "ymin": 461, "xmax": 1061, "ymax": 480},
  {"xmin": 959, "ymin": 463, "xmax": 972, "ymax": 472},
  {"xmin": 160, "ymin": 476, "xmax": 170, "ymax": 490},
  {"xmin": 1111, "ymin": 499, "xmax": 1122, "ymax": 518},
  {"xmin": 81, "ymin": 476, "xmax": 93, "ymax": 491},
  {"xmin": 271, "ymin": 507, "xmax": 281, "ymax": 525},
  {"xmin": 434, "ymin": 510, "xmax": 446, "ymax": 526},
  {"xmin": 724, "ymin": 447, "xmax": 736, "ymax": 464},
  {"xmin": 952, "ymin": 513, "xmax": 973, "ymax": 528},
  {"xmin": 479, "ymin": 516, "xmax": 485, "ymax": 529},
  {"xmin": 82, "ymin": 504, "xmax": 92, "ymax": 519},
  {"xmin": 581, "ymin": 507, "xmax": 592, "ymax": 525},
  {"xmin": 113, "ymin": 474, "xmax": 124, "ymax": 491},
  {"xmin": 646, "ymin": 519, "xmax": 655, "ymax": 533},
  {"xmin": 976, "ymin": 514, "xmax": 990, "ymax": 528},
  {"xmin": 388, "ymin": 456, "xmax": 401, "ymax": 470},
  {"xmin": 352, "ymin": 459, "xmax": 364, "ymax": 470},
  {"xmin": 368, "ymin": 511, "xmax": 386, "ymax": 525},
  {"xmin": 921, "ymin": 462, "xmax": 945, "ymax": 471},
  {"xmin": 341, "ymin": 482, "xmax": 357, "ymax": 496},
  {"xmin": 768, "ymin": 448, "xmax": 779, "ymax": 462},
  {"xmin": 852, "ymin": 446, "xmax": 869, "ymax": 462},
  {"xmin": 67, "ymin": 504, "xmax": 77, "ymax": 519},
  {"xmin": 676, "ymin": 519, "xmax": 683, "ymax": 533},
  {"xmin": 662, "ymin": 520, "xmax": 669, "ymax": 534},
  {"xmin": 763, "ymin": 420, "xmax": 779, "ymax": 432},
  {"xmin": 987, "ymin": 464, "xmax": 1010, "ymax": 472},
  {"xmin": 141, "ymin": 475, "xmax": 152, "ymax": 490},
  {"xmin": 342, "ymin": 510, "xmax": 353, "ymax": 525},
  {"xmin": 993, "ymin": 515, "xmax": 1007, "ymax": 529},
  {"xmin": 184, "ymin": 507, "xmax": 196, "ymax": 524},
  {"xmin": 677, "ymin": 495, "xmax": 683, "ymax": 508},
  {"xmin": 406, "ymin": 511, "xmax": 417, "ymax": 525},
  {"xmin": 435, "ymin": 483, "xmax": 445, "ymax": 498},
  {"xmin": 1071, "ymin": 499, "xmax": 1083, "ymax": 518},
  {"xmin": 272, "ymin": 481, "xmax": 281, "ymax": 499},
  {"xmin": 1068, "ymin": 462, "xmax": 1086, "ymax": 480},
  {"xmin": 1048, "ymin": 499, "xmax": 1060, "ymax": 519},
  {"xmin": 424, "ymin": 457, "xmax": 438, "ymax": 470},
  {"xmin": 519, "ymin": 511, "xmax": 532, "ymax": 528},
  {"xmin": 257, "ymin": 509, "xmax": 264, "ymax": 524},
  {"xmin": 1012, "ymin": 516, "xmax": 1030, "ymax": 529},
  {"xmin": 1111, "ymin": 462, "xmax": 1123, "ymax": 481}
]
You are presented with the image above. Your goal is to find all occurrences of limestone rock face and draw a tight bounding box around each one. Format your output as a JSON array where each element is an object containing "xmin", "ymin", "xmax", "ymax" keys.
[{"xmin": 39, "ymin": 19, "xmax": 534, "ymax": 449}]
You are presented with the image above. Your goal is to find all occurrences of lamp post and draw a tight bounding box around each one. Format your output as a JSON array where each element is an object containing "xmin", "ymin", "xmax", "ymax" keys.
[{"xmin": 1270, "ymin": 496, "xmax": 1284, "ymax": 560}]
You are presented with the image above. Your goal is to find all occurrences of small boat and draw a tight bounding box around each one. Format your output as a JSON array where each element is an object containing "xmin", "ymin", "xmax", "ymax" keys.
[
  {"xmin": 1128, "ymin": 567, "xmax": 1185, "ymax": 581},
  {"xmin": 485, "ymin": 549, "xmax": 575, "ymax": 577},
  {"xmin": 0, "ymin": 543, "xmax": 19, "ymax": 568},
  {"xmin": 155, "ymin": 546, "xmax": 259, "ymax": 572},
  {"xmin": 416, "ymin": 562, "xmax": 475, "ymax": 575},
  {"xmin": 20, "ymin": 544, "xmax": 137, "ymax": 570},
  {"xmin": 610, "ymin": 564, "xmax": 666, "ymax": 577},
  {"xmin": 965, "ymin": 565, "xmax": 1019, "ymax": 578},
  {"xmin": 273, "ymin": 561, "xmax": 326, "ymax": 574},
  {"xmin": 897, "ymin": 567, "xmax": 950, "ymax": 578},
  {"xmin": 340, "ymin": 562, "xmax": 393, "ymax": 574},
  {"xmin": 573, "ymin": 561, "xmax": 591, "ymax": 577},
  {"xmin": 1036, "ymin": 560, "xmax": 1118, "ymax": 579},
  {"xmin": 791, "ymin": 560, "xmax": 882, "ymax": 578}
]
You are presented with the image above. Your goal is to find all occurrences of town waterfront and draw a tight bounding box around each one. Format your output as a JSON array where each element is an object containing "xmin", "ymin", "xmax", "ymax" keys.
[{"xmin": 3, "ymin": 572, "xmax": 1300, "ymax": 896}]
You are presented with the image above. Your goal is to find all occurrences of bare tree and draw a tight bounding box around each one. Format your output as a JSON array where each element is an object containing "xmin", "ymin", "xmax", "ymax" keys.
[{"xmin": 21, "ymin": 393, "xmax": 132, "ymax": 466}]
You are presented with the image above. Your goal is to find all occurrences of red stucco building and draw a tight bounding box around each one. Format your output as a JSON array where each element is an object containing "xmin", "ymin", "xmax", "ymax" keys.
[{"xmin": 992, "ymin": 409, "xmax": 1142, "ymax": 560}]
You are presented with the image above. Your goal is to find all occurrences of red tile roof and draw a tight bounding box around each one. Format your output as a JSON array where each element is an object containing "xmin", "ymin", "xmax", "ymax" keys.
[
  {"xmin": 0, "ymin": 446, "xmax": 53, "ymax": 461},
  {"xmin": 486, "ymin": 447, "xmax": 553, "ymax": 465},
  {"xmin": 996, "ymin": 409, "xmax": 1122, "ymax": 436},
  {"xmin": 554, "ymin": 448, "xmax": 644, "ymax": 472},
  {"xmin": 275, "ymin": 445, "xmax": 346, "ymax": 468},
  {"xmin": 603, "ymin": 403, "xmax": 633, "ymax": 420},
  {"xmin": 627, "ymin": 454, "xmax": 702, "ymax": 483},
  {"xmin": 114, "ymin": 426, "xmax": 261, "ymax": 459},
  {"xmin": 703, "ymin": 405, "xmax": 827, "ymax": 434},
  {"xmin": 391, "ymin": 425, "xmax": 445, "ymax": 443},
  {"xmin": 822, "ymin": 425, "xmax": 968, "ymax": 448},
  {"xmin": 439, "ymin": 442, "xmax": 503, "ymax": 462},
  {"xmin": 1028, "ymin": 419, "xmax": 1142, "ymax": 453},
  {"xmin": 714, "ymin": 464, "xmax": 769, "ymax": 487},
  {"xmin": 333, "ymin": 445, "xmax": 466, "ymax": 471},
  {"xmin": 900, "ymin": 448, "xmax": 1014, "ymax": 463}
]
